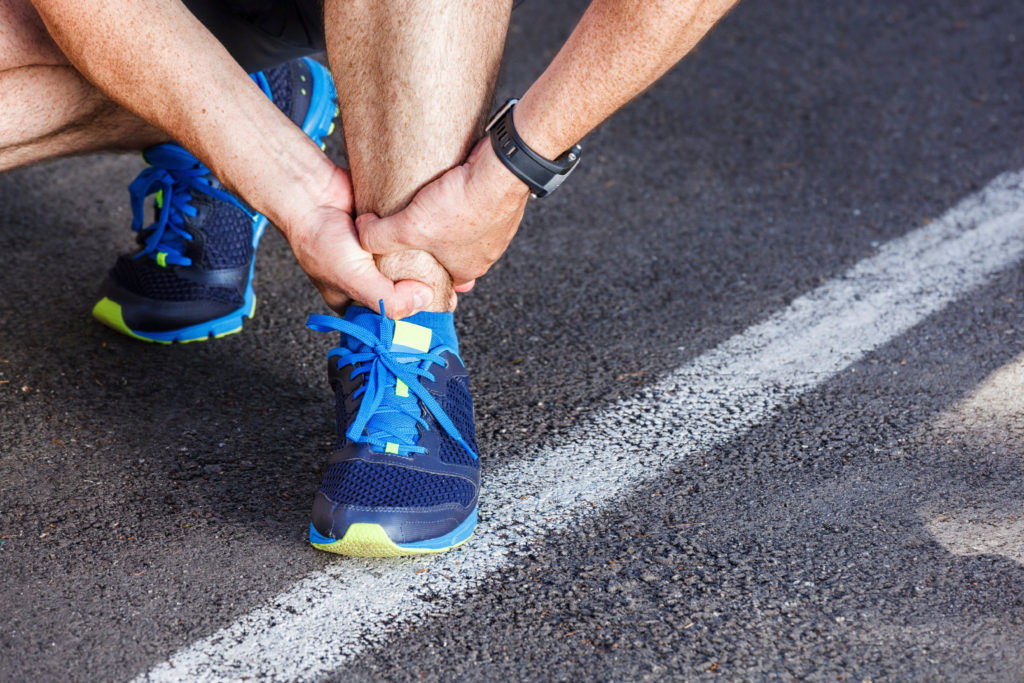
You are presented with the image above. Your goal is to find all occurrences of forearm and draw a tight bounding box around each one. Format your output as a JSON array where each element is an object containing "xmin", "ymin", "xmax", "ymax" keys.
[
  {"xmin": 352, "ymin": 0, "xmax": 740, "ymax": 293},
  {"xmin": 514, "ymin": 0, "xmax": 738, "ymax": 158},
  {"xmin": 29, "ymin": 0, "xmax": 333, "ymax": 235}
]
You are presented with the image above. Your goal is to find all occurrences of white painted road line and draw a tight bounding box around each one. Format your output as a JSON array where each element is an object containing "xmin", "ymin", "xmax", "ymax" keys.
[
  {"xmin": 138, "ymin": 171, "xmax": 1024, "ymax": 682},
  {"xmin": 925, "ymin": 351, "xmax": 1024, "ymax": 565}
]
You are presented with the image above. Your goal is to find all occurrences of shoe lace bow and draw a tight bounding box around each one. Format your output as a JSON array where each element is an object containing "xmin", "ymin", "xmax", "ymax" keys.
[{"xmin": 128, "ymin": 143, "xmax": 254, "ymax": 267}]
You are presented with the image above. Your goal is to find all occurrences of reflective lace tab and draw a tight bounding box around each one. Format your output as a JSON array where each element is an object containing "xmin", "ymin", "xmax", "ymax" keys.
[
  {"xmin": 307, "ymin": 309, "xmax": 478, "ymax": 460},
  {"xmin": 129, "ymin": 143, "xmax": 254, "ymax": 267}
]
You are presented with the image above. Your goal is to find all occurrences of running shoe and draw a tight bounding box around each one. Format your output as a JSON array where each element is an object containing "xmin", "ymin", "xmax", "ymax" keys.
[
  {"xmin": 306, "ymin": 305, "xmax": 480, "ymax": 557},
  {"xmin": 92, "ymin": 57, "xmax": 338, "ymax": 343}
]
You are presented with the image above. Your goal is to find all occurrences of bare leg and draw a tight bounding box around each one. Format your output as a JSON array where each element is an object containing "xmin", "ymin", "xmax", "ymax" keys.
[
  {"xmin": 324, "ymin": 0, "xmax": 513, "ymax": 313},
  {"xmin": 0, "ymin": 0, "xmax": 165, "ymax": 171}
]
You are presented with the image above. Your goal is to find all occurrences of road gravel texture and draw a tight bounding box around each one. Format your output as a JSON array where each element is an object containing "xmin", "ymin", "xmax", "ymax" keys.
[{"xmin": 2, "ymin": 0, "xmax": 1024, "ymax": 680}]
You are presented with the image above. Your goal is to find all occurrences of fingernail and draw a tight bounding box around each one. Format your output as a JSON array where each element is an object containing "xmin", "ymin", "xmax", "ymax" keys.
[{"xmin": 413, "ymin": 290, "xmax": 432, "ymax": 312}]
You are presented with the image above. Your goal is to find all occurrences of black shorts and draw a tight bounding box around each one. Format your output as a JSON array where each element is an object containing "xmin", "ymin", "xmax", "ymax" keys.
[
  {"xmin": 183, "ymin": 0, "xmax": 522, "ymax": 74},
  {"xmin": 183, "ymin": 0, "xmax": 326, "ymax": 73}
]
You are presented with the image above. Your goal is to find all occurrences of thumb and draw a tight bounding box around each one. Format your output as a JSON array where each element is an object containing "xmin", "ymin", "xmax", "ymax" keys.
[
  {"xmin": 389, "ymin": 279, "xmax": 436, "ymax": 319},
  {"xmin": 338, "ymin": 257, "xmax": 426, "ymax": 318},
  {"xmin": 357, "ymin": 212, "xmax": 414, "ymax": 255}
]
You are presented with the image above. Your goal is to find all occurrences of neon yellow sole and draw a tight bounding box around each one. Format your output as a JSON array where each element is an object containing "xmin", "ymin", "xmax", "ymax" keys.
[{"xmin": 310, "ymin": 522, "xmax": 472, "ymax": 558}]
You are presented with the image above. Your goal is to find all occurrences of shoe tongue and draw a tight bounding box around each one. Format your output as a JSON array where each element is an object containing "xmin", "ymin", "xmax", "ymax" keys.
[
  {"xmin": 341, "ymin": 306, "xmax": 459, "ymax": 354},
  {"xmin": 390, "ymin": 320, "xmax": 432, "ymax": 355},
  {"xmin": 388, "ymin": 321, "xmax": 431, "ymax": 406},
  {"xmin": 340, "ymin": 306, "xmax": 442, "ymax": 452},
  {"xmin": 341, "ymin": 306, "xmax": 385, "ymax": 352}
]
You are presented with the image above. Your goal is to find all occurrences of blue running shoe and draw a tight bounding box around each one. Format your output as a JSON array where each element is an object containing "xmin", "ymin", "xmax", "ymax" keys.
[
  {"xmin": 306, "ymin": 306, "xmax": 480, "ymax": 557},
  {"xmin": 93, "ymin": 57, "xmax": 339, "ymax": 343}
]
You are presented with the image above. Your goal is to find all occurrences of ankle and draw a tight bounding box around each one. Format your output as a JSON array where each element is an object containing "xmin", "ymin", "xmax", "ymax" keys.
[{"xmin": 376, "ymin": 249, "xmax": 456, "ymax": 313}]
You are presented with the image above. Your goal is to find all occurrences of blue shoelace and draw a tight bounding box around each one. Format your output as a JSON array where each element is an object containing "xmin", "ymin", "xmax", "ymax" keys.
[
  {"xmin": 128, "ymin": 73, "xmax": 271, "ymax": 267},
  {"xmin": 307, "ymin": 308, "xmax": 477, "ymax": 459},
  {"xmin": 128, "ymin": 145, "xmax": 254, "ymax": 267}
]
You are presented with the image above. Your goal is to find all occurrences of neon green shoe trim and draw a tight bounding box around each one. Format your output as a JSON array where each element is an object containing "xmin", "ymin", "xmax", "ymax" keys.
[
  {"xmin": 211, "ymin": 327, "xmax": 242, "ymax": 340},
  {"xmin": 91, "ymin": 297, "xmax": 170, "ymax": 344},
  {"xmin": 310, "ymin": 523, "xmax": 470, "ymax": 558},
  {"xmin": 156, "ymin": 251, "xmax": 168, "ymax": 267},
  {"xmin": 391, "ymin": 321, "xmax": 429, "ymax": 398},
  {"xmin": 328, "ymin": 122, "xmax": 336, "ymax": 135},
  {"xmin": 174, "ymin": 326, "xmax": 237, "ymax": 343},
  {"xmin": 155, "ymin": 189, "xmax": 163, "ymax": 209},
  {"xmin": 395, "ymin": 379, "xmax": 409, "ymax": 397},
  {"xmin": 385, "ymin": 442, "xmax": 400, "ymax": 454},
  {"xmin": 392, "ymin": 320, "xmax": 432, "ymax": 352}
]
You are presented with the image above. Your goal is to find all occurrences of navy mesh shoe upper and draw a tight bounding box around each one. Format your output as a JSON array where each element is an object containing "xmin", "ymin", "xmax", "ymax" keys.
[
  {"xmin": 307, "ymin": 306, "xmax": 480, "ymax": 547},
  {"xmin": 108, "ymin": 161, "xmax": 255, "ymax": 308},
  {"xmin": 94, "ymin": 58, "xmax": 336, "ymax": 340},
  {"xmin": 319, "ymin": 460, "xmax": 476, "ymax": 508}
]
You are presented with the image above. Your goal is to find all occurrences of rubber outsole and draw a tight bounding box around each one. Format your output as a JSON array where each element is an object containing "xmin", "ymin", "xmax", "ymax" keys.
[
  {"xmin": 309, "ymin": 508, "xmax": 478, "ymax": 558},
  {"xmin": 94, "ymin": 57, "xmax": 339, "ymax": 344},
  {"xmin": 91, "ymin": 289, "xmax": 258, "ymax": 344}
]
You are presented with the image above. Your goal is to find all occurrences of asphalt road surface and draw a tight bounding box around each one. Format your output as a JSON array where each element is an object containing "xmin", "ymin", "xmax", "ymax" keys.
[{"xmin": 3, "ymin": 0, "xmax": 1024, "ymax": 681}]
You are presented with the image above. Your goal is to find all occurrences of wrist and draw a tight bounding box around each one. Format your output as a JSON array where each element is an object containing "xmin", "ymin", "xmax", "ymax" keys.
[
  {"xmin": 484, "ymin": 98, "xmax": 582, "ymax": 199},
  {"xmin": 207, "ymin": 118, "xmax": 340, "ymax": 239},
  {"xmin": 510, "ymin": 92, "xmax": 570, "ymax": 161},
  {"xmin": 473, "ymin": 135, "xmax": 533, "ymax": 202},
  {"xmin": 257, "ymin": 140, "xmax": 340, "ymax": 237},
  {"xmin": 162, "ymin": 75, "xmax": 340, "ymax": 239}
]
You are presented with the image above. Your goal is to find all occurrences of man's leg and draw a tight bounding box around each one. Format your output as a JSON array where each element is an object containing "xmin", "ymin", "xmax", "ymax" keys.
[
  {"xmin": 0, "ymin": 0, "xmax": 167, "ymax": 171},
  {"xmin": 2, "ymin": 0, "xmax": 343, "ymax": 342},
  {"xmin": 306, "ymin": 1, "xmax": 513, "ymax": 558},
  {"xmin": 0, "ymin": 0, "xmax": 327, "ymax": 172},
  {"xmin": 324, "ymin": 0, "xmax": 514, "ymax": 312}
]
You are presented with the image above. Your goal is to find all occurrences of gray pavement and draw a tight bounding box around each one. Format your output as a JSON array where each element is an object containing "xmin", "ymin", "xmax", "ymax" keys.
[{"xmin": 3, "ymin": 0, "xmax": 1024, "ymax": 680}]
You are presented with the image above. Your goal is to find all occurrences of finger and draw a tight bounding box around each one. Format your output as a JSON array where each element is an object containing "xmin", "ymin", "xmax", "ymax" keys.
[
  {"xmin": 319, "ymin": 260, "xmax": 430, "ymax": 318},
  {"xmin": 321, "ymin": 289, "xmax": 352, "ymax": 315},
  {"xmin": 342, "ymin": 256, "xmax": 433, "ymax": 318},
  {"xmin": 307, "ymin": 273, "xmax": 351, "ymax": 314},
  {"xmin": 453, "ymin": 279, "xmax": 476, "ymax": 293},
  {"xmin": 389, "ymin": 279, "xmax": 436, "ymax": 319},
  {"xmin": 356, "ymin": 212, "xmax": 415, "ymax": 255},
  {"xmin": 341, "ymin": 257, "xmax": 408, "ymax": 314}
]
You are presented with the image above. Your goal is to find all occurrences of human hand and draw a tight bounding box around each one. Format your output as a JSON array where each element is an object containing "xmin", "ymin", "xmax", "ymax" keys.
[
  {"xmin": 355, "ymin": 137, "xmax": 532, "ymax": 289},
  {"xmin": 280, "ymin": 164, "xmax": 434, "ymax": 317}
]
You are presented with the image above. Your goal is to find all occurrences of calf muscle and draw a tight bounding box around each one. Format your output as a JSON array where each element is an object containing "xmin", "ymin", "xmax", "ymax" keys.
[{"xmin": 324, "ymin": 0, "xmax": 512, "ymax": 312}]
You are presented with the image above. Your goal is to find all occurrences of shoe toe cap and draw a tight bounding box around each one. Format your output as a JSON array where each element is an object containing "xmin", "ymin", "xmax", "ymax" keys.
[
  {"xmin": 97, "ymin": 274, "xmax": 241, "ymax": 333},
  {"xmin": 312, "ymin": 458, "xmax": 478, "ymax": 546}
]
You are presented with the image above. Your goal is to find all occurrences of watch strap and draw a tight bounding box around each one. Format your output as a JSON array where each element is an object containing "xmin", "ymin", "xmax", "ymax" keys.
[{"xmin": 486, "ymin": 99, "xmax": 581, "ymax": 198}]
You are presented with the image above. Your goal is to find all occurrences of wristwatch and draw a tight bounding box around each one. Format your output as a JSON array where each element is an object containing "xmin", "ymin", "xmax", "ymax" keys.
[{"xmin": 485, "ymin": 98, "xmax": 582, "ymax": 198}]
